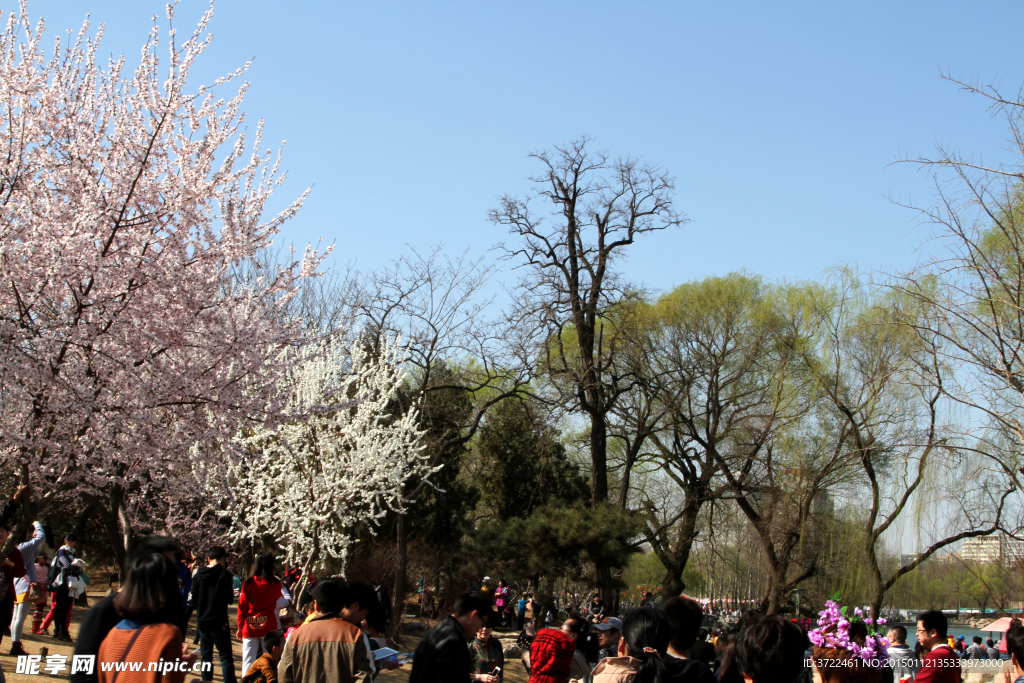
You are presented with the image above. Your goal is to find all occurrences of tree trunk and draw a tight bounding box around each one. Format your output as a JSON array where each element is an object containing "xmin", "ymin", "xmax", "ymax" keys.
[
  {"xmin": 239, "ymin": 540, "xmax": 256, "ymax": 582},
  {"xmin": 590, "ymin": 413, "xmax": 608, "ymax": 507},
  {"xmin": 653, "ymin": 492, "xmax": 703, "ymax": 599},
  {"xmin": 293, "ymin": 532, "xmax": 320, "ymax": 611},
  {"xmin": 0, "ymin": 466, "xmax": 36, "ymax": 564},
  {"xmin": 764, "ymin": 555, "xmax": 790, "ymax": 615},
  {"xmin": 870, "ymin": 586, "xmax": 884, "ymax": 625},
  {"xmin": 81, "ymin": 492, "xmax": 127, "ymax": 570},
  {"xmin": 113, "ymin": 485, "xmax": 134, "ymax": 565},
  {"xmin": 71, "ymin": 504, "xmax": 93, "ymax": 544},
  {"xmin": 390, "ymin": 510, "xmax": 408, "ymax": 638},
  {"xmin": 537, "ymin": 576, "xmax": 556, "ymax": 629}
]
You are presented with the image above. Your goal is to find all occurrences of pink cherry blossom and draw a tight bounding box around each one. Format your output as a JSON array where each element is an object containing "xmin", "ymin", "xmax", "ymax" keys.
[{"xmin": 0, "ymin": 1, "xmax": 325, "ymax": 545}]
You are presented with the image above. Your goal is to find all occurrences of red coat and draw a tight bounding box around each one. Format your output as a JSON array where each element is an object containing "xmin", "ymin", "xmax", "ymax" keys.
[
  {"xmin": 915, "ymin": 644, "xmax": 962, "ymax": 683},
  {"xmin": 237, "ymin": 576, "xmax": 282, "ymax": 638}
]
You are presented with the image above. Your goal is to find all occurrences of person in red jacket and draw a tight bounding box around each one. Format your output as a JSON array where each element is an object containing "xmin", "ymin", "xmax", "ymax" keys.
[
  {"xmin": 237, "ymin": 552, "xmax": 283, "ymax": 675},
  {"xmin": 915, "ymin": 610, "xmax": 962, "ymax": 683}
]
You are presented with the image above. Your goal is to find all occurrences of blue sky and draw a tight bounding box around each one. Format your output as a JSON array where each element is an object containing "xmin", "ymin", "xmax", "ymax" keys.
[{"xmin": 30, "ymin": 1, "xmax": 1024, "ymax": 294}]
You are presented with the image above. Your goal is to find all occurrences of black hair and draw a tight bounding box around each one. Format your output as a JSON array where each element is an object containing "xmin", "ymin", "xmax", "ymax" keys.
[
  {"xmin": 366, "ymin": 600, "xmax": 388, "ymax": 634},
  {"xmin": 697, "ymin": 627, "xmax": 708, "ymax": 641},
  {"xmin": 661, "ymin": 596, "xmax": 703, "ymax": 654},
  {"xmin": 453, "ymin": 591, "xmax": 493, "ymax": 623},
  {"xmin": 621, "ymin": 608, "xmax": 673, "ymax": 683},
  {"xmin": 250, "ymin": 552, "xmax": 277, "ymax": 581},
  {"xmin": 344, "ymin": 582, "xmax": 380, "ymax": 610},
  {"xmin": 734, "ymin": 615, "xmax": 809, "ymax": 683},
  {"xmin": 717, "ymin": 635, "xmax": 744, "ymax": 683},
  {"xmin": 973, "ymin": 636, "xmax": 982, "ymax": 644},
  {"xmin": 311, "ymin": 578, "xmax": 347, "ymax": 614},
  {"xmin": 127, "ymin": 536, "xmax": 182, "ymax": 567},
  {"xmin": 887, "ymin": 625, "xmax": 907, "ymax": 643},
  {"xmin": 207, "ymin": 545, "xmax": 227, "ymax": 561},
  {"xmin": 917, "ymin": 609, "xmax": 948, "ymax": 639},
  {"xmin": 987, "ymin": 639, "xmax": 995, "ymax": 648},
  {"xmin": 263, "ymin": 630, "xmax": 284, "ymax": 652},
  {"xmin": 113, "ymin": 552, "xmax": 182, "ymax": 624},
  {"xmin": 64, "ymin": 532, "xmax": 77, "ymax": 543}
]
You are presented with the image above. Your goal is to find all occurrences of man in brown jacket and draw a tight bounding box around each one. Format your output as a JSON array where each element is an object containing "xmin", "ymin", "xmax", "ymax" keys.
[{"xmin": 279, "ymin": 580, "xmax": 374, "ymax": 683}]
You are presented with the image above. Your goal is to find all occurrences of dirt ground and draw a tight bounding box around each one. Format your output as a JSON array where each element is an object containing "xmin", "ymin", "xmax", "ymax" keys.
[{"xmin": 0, "ymin": 594, "xmax": 531, "ymax": 683}]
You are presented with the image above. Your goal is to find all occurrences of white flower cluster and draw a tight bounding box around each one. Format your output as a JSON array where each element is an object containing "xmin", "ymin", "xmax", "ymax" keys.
[{"xmin": 213, "ymin": 335, "xmax": 430, "ymax": 571}]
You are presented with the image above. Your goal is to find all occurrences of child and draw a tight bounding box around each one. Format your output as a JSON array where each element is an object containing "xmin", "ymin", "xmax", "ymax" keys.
[
  {"xmin": 243, "ymin": 630, "xmax": 284, "ymax": 683},
  {"xmin": 30, "ymin": 552, "xmax": 48, "ymax": 634}
]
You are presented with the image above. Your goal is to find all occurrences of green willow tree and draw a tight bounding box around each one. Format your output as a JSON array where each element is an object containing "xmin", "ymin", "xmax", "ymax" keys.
[
  {"xmin": 798, "ymin": 276, "xmax": 1013, "ymax": 620},
  {"xmin": 895, "ymin": 75, "xmax": 1024, "ymax": 499}
]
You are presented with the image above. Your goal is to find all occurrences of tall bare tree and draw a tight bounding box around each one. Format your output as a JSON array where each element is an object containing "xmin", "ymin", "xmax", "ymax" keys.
[{"xmin": 491, "ymin": 136, "xmax": 686, "ymax": 508}]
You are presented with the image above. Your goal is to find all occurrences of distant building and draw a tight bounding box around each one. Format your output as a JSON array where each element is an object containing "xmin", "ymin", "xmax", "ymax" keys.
[
  {"xmin": 1003, "ymin": 537, "xmax": 1024, "ymax": 565},
  {"xmin": 959, "ymin": 535, "xmax": 1024, "ymax": 565}
]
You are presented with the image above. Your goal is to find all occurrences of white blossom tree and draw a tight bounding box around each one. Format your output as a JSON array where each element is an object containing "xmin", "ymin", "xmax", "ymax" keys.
[{"xmin": 207, "ymin": 334, "xmax": 430, "ymax": 579}]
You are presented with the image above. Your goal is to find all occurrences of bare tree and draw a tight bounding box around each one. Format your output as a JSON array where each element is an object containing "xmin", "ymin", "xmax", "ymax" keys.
[
  {"xmin": 353, "ymin": 247, "xmax": 531, "ymax": 634},
  {"xmin": 491, "ymin": 136, "xmax": 686, "ymax": 509}
]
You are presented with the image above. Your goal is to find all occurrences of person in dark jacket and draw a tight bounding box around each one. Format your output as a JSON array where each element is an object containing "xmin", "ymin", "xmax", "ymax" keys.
[
  {"xmin": 176, "ymin": 551, "xmax": 193, "ymax": 635},
  {"xmin": 374, "ymin": 580, "xmax": 392, "ymax": 626},
  {"xmin": 660, "ymin": 597, "xmax": 717, "ymax": 683},
  {"xmin": 71, "ymin": 535, "xmax": 183, "ymax": 683},
  {"xmin": 688, "ymin": 629, "xmax": 716, "ymax": 668},
  {"xmin": 410, "ymin": 592, "xmax": 496, "ymax": 683},
  {"xmin": 51, "ymin": 533, "xmax": 82, "ymax": 642},
  {"xmin": 192, "ymin": 546, "xmax": 237, "ymax": 683}
]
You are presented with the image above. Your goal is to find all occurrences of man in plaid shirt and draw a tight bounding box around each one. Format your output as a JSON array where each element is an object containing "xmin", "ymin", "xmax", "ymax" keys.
[{"xmin": 527, "ymin": 627, "xmax": 576, "ymax": 683}]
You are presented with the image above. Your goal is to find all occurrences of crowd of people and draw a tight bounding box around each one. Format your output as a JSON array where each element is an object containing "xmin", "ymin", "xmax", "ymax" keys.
[
  {"xmin": 0, "ymin": 479, "xmax": 1021, "ymax": 683},
  {"xmin": 408, "ymin": 588, "xmax": 1024, "ymax": 683},
  {"xmin": 70, "ymin": 539, "xmax": 392, "ymax": 683},
  {"xmin": 0, "ymin": 485, "xmax": 403, "ymax": 683}
]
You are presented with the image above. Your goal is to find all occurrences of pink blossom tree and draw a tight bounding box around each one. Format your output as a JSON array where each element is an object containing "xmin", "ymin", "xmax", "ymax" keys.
[{"xmin": 0, "ymin": 1, "xmax": 324, "ymax": 564}]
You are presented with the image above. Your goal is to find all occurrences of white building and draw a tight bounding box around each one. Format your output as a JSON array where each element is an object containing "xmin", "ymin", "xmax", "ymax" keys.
[{"xmin": 959, "ymin": 535, "xmax": 1024, "ymax": 565}]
